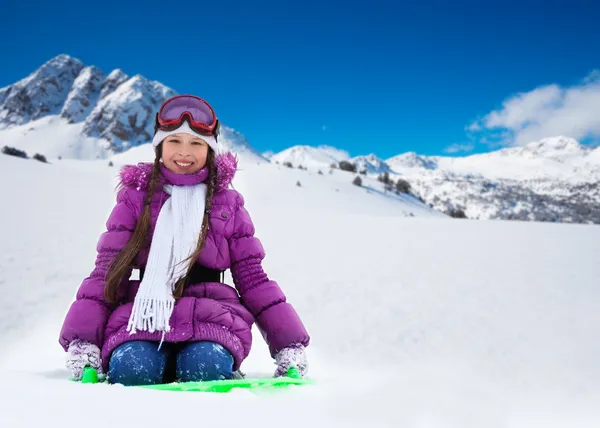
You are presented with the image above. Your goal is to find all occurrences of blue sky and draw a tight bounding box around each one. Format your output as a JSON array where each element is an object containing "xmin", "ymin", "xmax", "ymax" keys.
[{"xmin": 1, "ymin": 0, "xmax": 599, "ymax": 159}]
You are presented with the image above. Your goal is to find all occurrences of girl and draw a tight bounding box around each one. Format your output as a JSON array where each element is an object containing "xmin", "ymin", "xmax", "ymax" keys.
[{"xmin": 59, "ymin": 94, "xmax": 310, "ymax": 386}]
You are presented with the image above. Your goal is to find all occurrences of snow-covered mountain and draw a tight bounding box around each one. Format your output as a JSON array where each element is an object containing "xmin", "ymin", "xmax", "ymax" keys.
[
  {"xmin": 385, "ymin": 137, "xmax": 600, "ymax": 223},
  {"xmin": 271, "ymin": 137, "xmax": 600, "ymax": 224},
  {"xmin": 387, "ymin": 151, "xmax": 438, "ymax": 171},
  {"xmin": 60, "ymin": 65, "xmax": 105, "ymax": 123},
  {"xmin": 0, "ymin": 54, "xmax": 265, "ymax": 162},
  {"xmin": 81, "ymin": 74, "xmax": 176, "ymax": 152},
  {"xmin": 0, "ymin": 54, "xmax": 84, "ymax": 127},
  {"xmin": 2, "ymin": 54, "xmax": 599, "ymax": 224},
  {"xmin": 270, "ymin": 145, "xmax": 350, "ymax": 169},
  {"xmin": 351, "ymin": 154, "xmax": 391, "ymax": 174}
]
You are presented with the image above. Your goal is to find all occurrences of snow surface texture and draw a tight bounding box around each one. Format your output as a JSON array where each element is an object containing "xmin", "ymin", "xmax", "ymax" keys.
[{"xmin": 1, "ymin": 153, "xmax": 599, "ymax": 427}]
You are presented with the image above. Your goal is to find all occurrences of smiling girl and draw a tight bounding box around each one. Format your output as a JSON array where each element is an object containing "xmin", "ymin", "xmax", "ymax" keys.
[{"xmin": 59, "ymin": 95, "xmax": 310, "ymax": 386}]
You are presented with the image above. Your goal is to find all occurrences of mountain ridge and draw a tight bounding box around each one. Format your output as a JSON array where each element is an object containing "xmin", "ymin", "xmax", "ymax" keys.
[{"xmin": 1, "ymin": 54, "xmax": 598, "ymax": 224}]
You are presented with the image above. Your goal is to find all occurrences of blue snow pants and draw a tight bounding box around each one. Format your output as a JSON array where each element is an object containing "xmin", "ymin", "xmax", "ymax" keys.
[{"xmin": 107, "ymin": 340, "xmax": 234, "ymax": 386}]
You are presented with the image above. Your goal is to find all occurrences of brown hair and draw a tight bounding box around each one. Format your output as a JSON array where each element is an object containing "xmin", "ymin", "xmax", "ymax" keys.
[{"xmin": 104, "ymin": 144, "xmax": 217, "ymax": 305}]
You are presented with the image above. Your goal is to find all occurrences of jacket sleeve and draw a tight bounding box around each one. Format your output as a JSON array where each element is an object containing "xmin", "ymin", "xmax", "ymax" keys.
[
  {"xmin": 58, "ymin": 187, "xmax": 138, "ymax": 351},
  {"xmin": 228, "ymin": 192, "xmax": 310, "ymax": 357}
]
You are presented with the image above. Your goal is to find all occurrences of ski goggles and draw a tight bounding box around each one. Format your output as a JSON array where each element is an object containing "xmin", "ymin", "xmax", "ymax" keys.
[{"xmin": 154, "ymin": 94, "xmax": 220, "ymax": 137}]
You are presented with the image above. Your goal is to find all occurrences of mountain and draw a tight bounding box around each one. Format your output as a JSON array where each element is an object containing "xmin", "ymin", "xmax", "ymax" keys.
[
  {"xmin": 60, "ymin": 65, "xmax": 105, "ymax": 123},
  {"xmin": 386, "ymin": 151, "xmax": 438, "ymax": 170},
  {"xmin": 351, "ymin": 154, "xmax": 391, "ymax": 174},
  {"xmin": 429, "ymin": 136, "xmax": 600, "ymax": 182},
  {"xmin": 388, "ymin": 137, "xmax": 600, "ymax": 223},
  {"xmin": 270, "ymin": 145, "xmax": 349, "ymax": 169},
  {"xmin": 0, "ymin": 54, "xmax": 84, "ymax": 128},
  {"xmin": 271, "ymin": 137, "xmax": 600, "ymax": 223},
  {"xmin": 0, "ymin": 54, "xmax": 265, "ymax": 162},
  {"xmin": 2, "ymin": 55, "xmax": 599, "ymax": 224},
  {"xmin": 81, "ymin": 74, "xmax": 176, "ymax": 152}
]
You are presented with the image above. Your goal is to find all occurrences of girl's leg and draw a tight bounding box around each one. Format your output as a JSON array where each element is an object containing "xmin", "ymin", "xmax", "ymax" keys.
[
  {"xmin": 176, "ymin": 341, "xmax": 234, "ymax": 382},
  {"xmin": 107, "ymin": 341, "xmax": 170, "ymax": 386}
]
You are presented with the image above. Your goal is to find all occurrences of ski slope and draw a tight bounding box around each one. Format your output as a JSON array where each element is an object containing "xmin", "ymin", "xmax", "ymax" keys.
[{"xmin": 1, "ymin": 152, "xmax": 599, "ymax": 427}]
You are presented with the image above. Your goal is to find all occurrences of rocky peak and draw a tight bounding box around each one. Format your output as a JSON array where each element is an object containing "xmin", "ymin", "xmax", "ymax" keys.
[
  {"xmin": 99, "ymin": 69, "xmax": 129, "ymax": 100},
  {"xmin": 82, "ymin": 74, "xmax": 176, "ymax": 151},
  {"xmin": 60, "ymin": 66, "xmax": 106, "ymax": 123},
  {"xmin": 0, "ymin": 54, "xmax": 84, "ymax": 128}
]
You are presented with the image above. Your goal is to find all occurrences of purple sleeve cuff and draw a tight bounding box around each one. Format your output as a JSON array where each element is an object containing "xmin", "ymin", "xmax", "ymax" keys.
[{"xmin": 256, "ymin": 302, "xmax": 310, "ymax": 357}]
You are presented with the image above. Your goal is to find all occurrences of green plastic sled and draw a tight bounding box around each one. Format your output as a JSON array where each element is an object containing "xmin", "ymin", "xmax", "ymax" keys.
[{"xmin": 77, "ymin": 366, "xmax": 312, "ymax": 393}]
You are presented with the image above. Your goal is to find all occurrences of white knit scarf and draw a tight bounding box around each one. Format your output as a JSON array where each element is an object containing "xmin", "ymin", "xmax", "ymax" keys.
[{"xmin": 126, "ymin": 182, "xmax": 207, "ymax": 344}]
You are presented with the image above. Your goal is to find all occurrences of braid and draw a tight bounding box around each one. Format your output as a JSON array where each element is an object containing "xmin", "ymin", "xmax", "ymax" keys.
[{"xmin": 104, "ymin": 147, "xmax": 162, "ymax": 305}]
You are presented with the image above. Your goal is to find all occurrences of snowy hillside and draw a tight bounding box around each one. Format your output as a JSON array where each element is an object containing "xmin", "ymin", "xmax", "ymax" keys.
[
  {"xmin": 273, "ymin": 137, "xmax": 600, "ymax": 224},
  {"xmin": 0, "ymin": 115, "xmax": 111, "ymax": 159},
  {"xmin": 422, "ymin": 137, "xmax": 600, "ymax": 182},
  {"xmin": 0, "ymin": 54, "xmax": 264, "ymax": 161},
  {"xmin": 388, "ymin": 137, "xmax": 600, "ymax": 223},
  {"xmin": 1, "ymin": 153, "xmax": 600, "ymax": 427},
  {"xmin": 274, "ymin": 137, "xmax": 600, "ymax": 183},
  {"xmin": 270, "ymin": 145, "xmax": 350, "ymax": 169}
]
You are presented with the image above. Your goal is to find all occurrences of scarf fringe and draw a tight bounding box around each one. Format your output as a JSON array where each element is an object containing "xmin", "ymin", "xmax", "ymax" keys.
[{"xmin": 127, "ymin": 296, "xmax": 175, "ymax": 334}]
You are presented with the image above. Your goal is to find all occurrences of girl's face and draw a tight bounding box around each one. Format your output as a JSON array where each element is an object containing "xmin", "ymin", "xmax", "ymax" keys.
[{"xmin": 161, "ymin": 133, "xmax": 209, "ymax": 174}]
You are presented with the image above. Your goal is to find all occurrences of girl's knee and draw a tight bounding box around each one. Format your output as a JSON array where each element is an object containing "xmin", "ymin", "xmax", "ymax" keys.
[
  {"xmin": 176, "ymin": 341, "xmax": 234, "ymax": 382},
  {"xmin": 107, "ymin": 341, "xmax": 169, "ymax": 386}
]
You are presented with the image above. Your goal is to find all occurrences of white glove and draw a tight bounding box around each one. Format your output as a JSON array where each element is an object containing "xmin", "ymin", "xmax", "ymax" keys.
[
  {"xmin": 66, "ymin": 339, "xmax": 103, "ymax": 380},
  {"xmin": 274, "ymin": 343, "xmax": 308, "ymax": 378}
]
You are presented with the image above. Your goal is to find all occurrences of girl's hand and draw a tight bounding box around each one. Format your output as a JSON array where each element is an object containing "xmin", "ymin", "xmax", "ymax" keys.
[
  {"xmin": 66, "ymin": 339, "xmax": 103, "ymax": 380},
  {"xmin": 274, "ymin": 343, "xmax": 308, "ymax": 378}
]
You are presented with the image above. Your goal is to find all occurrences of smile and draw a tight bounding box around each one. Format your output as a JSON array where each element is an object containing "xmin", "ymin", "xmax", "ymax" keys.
[{"xmin": 174, "ymin": 161, "xmax": 193, "ymax": 167}]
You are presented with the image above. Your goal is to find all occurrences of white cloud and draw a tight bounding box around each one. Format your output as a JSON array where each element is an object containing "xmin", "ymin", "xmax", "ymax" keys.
[{"xmin": 469, "ymin": 71, "xmax": 600, "ymax": 146}]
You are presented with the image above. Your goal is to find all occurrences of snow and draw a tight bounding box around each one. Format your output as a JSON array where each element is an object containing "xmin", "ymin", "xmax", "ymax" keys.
[
  {"xmin": 350, "ymin": 153, "xmax": 391, "ymax": 174},
  {"xmin": 99, "ymin": 69, "xmax": 130, "ymax": 100},
  {"xmin": 0, "ymin": 115, "xmax": 111, "ymax": 159},
  {"xmin": 272, "ymin": 137, "xmax": 599, "ymax": 184},
  {"xmin": 0, "ymin": 114, "xmax": 268, "ymax": 166},
  {"xmin": 388, "ymin": 137, "xmax": 600, "ymax": 183},
  {"xmin": 0, "ymin": 54, "xmax": 84, "ymax": 128},
  {"xmin": 81, "ymin": 75, "xmax": 177, "ymax": 151},
  {"xmin": 270, "ymin": 145, "xmax": 350, "ymax": 169},
  {"xmin": 1, "ymin": 151, "xmax": 599, "ymax": 427},
  {"xmin": 60, "ymin": 66, "xmax": 105, "ymax": 123},
  {"xmin": 387, "ymin": 151, "xmax": 439, "ymax": 170}
]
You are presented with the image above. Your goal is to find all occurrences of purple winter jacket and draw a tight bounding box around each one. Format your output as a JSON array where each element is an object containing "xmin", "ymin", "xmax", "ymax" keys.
[{"xmin": 58, "ymin": 152, "xmax": 310, "ymax": 372}]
